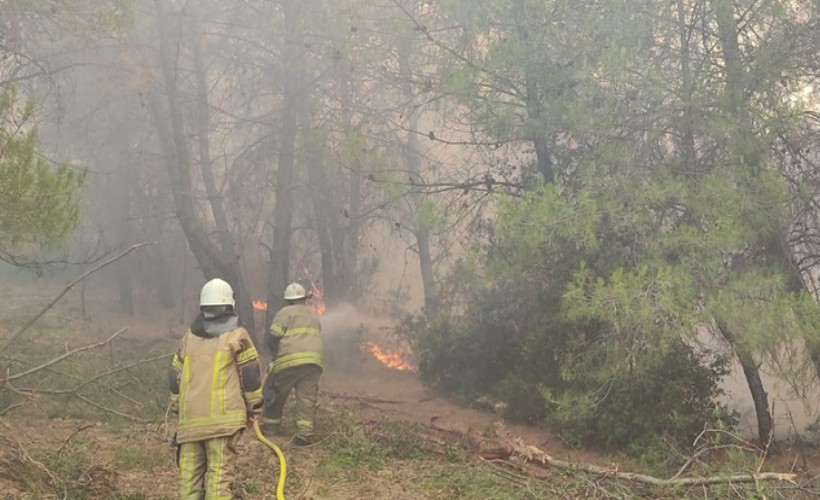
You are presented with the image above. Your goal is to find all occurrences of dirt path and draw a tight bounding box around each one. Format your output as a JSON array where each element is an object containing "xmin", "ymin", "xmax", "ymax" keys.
[{"xmin": 315, "ymin": 304, "xmax": 591, "ymax": 465}]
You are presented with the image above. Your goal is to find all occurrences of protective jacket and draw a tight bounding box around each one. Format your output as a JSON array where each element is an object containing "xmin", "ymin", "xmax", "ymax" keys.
[
  {"xmin": 170, "ymin": 312, "xmax": 263, "ymax": 444},
  {"xmin": 267, "ymin": 303, "xmax": 323, "ymax": 374}
]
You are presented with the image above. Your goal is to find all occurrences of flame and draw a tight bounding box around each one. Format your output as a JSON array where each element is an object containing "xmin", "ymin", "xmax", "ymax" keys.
[
  {"xmin": 302, "ymin": 267, "xmax": 326, "ymax": 315},
  {"xmin": 308, "ymin": 282, "xmax": 326, "ymax": 315},
  {"xmin": 250, "ymin": 269, "xmax": 326, "ymax": 315},
  {"xmin": 364, "ymin": 342, "xmax": 415, "ymax": 371}
]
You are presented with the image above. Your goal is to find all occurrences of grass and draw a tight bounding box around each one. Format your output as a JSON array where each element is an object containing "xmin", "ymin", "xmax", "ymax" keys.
[
  {"xmin": 2, "ymin": 295, "xmax": 817, "ymax": 499},
  {"xmin": 423, "ymin": 463, "xmax": 548, "ymax": 500},
  {"xmin": 113, "ymin": 443, "xmax": 170, "ymax": 471}
]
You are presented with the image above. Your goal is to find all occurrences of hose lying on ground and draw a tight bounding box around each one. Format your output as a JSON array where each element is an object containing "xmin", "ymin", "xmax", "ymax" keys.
[{"xmin": 252, "ymin": 419, "xmax": 287, "ymax": 500}]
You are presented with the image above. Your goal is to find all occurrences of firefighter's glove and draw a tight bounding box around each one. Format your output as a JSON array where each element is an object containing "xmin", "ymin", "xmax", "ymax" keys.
[{"xmin": 169, "ymin": 394, "xmax": 179, "ymax": 415}]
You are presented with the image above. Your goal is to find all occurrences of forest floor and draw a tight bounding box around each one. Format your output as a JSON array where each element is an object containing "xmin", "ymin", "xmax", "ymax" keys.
[{"xmin": 1, "ymin": 283, "xmax": 819, "ymax": 499}]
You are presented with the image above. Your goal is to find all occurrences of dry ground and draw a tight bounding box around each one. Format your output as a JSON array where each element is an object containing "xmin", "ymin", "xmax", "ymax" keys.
[{"xmin": 1, "ymin": 283, "xmax": 819, "ymax": 499}]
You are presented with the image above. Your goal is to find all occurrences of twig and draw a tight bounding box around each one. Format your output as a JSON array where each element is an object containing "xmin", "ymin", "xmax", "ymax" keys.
[
  {"xmin": 0, "ymin": 402, "xmax": 25, "ymax": 416},
  {"xmin": 671, "ymin": 443, "xmax": 758, "ymax": 480},
  {"xmin": 0, "ymin": 417, "xmax": 60, "ymax": 488},
  {"xmin": 8, "ymin": 328, "xmax": 128, "ymax": 381},
  {"xmin": 1, "ymin": 243, "xmax": 152, "ymax": 350},
  {"xmin": 428, "ymin": 415, "xmax": 464, "ymax": 436},
  {"xmin": 480, "ymin": 457, "xmax": 530, "ymax": 486},
  {"xmin": 56, "ymin": 423, "xmax": 98, "ymax": 457},
  {"xmin": 74, "ymin": 393, "xmax": 148, "ymax": 423},
  {"xmin": 72, "ymin": 352, "xmax": 171, "ymax": 392}
]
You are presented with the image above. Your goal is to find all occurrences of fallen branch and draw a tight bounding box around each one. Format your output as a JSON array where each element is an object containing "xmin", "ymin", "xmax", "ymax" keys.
[
  {"xmin": 324, "ymin": 392, "xmax": 400, "ymax": 404},
  {"xmin": 429, "ymin": 415, "xmax": 462, "ymax": 435},
  {"xmin": 71, "ymin": 352, "xmax": 171, "ymax": 392},
  {"xmin": 8, "ymin": 328, "xmax": 127, "ymax": 381},
  {"xmin": 15, "ymin": 352, "xmax": 171, "ymax": 396},
  {"xmin": 56, "ymin": 423, "xmax": 98, "ymax": 457},
  {"xmin": 0, "ymin": 417, "xmax": 60, "ymax": 488},
  {"xmin": 670, "ymin": 428, "xmax": 761, "ymax": 480},
  {"xmin": 1, "ymin": 242, "xmax": 152, "ymax": 350},
  {"xmin": 74, "ymin": 393, "xmax": 148, "ymax": 424},
  {"xmin": 8, "ymin": 350, "xmax": 167, "ymax": 424},
  {"xmin": 0, "ymin": 402, "xmax": 25, "ymax": 417},
  {"xmin": 494, "ymin": 423, "xmax": 798, "ymax": 487}
]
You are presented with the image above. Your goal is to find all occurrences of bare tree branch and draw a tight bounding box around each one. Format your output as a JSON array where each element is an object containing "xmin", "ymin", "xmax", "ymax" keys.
[
  {"xmin": 8, "ymin": 328, "xmax": 127, "ymax": 381},
  {"xmin": 1, "ymin": 243, "xmax": 153, "ymax": 350}
]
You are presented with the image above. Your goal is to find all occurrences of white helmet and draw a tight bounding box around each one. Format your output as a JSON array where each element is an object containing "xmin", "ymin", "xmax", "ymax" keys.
[
  {"xmin": 200, "ymin": 278, "xmax": 236, "ymax": 307},
  {"xmin": 283, "ymin": 282, "xmax": 307, "ymax": 301}
]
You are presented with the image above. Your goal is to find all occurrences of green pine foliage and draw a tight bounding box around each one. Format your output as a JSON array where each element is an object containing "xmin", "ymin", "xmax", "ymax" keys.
[
  {"xmin": 0, "ymin": 89, "xmax": 85, "ymax": 265},
  {"xmin": 403, "ymin": 0, "xmax": 820, "ymax": 459}
]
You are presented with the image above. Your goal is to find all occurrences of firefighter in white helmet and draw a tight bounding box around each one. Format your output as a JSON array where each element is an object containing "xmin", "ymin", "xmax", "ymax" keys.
[
  {"xmin": 262, "ymin": 282, "xmax": 323, "ymax": 446},
  {"xmin": 169, "ymin": 278, "xmax": 263, "ymax": 499}
]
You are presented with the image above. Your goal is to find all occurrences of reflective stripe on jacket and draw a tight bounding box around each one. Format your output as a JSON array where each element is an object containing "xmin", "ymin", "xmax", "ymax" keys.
[
  {"xmin": 269, "ymin": 304, "xmax": 323, "ymax": 373},
  {"xmin": 171, "ymin": 326, "xmax": 262, "ymax": 443}
]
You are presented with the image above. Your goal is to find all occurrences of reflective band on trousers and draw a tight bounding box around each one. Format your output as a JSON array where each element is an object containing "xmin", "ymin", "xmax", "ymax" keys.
[{"xmin": 273, "ymin": 352, "xmax": 323, "ymax": 373}]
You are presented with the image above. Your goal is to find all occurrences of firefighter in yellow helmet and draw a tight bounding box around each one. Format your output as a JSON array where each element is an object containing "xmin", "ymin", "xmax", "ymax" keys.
[
  {"xmin": 262, "ymin": 282, "xmax": 323, "ymax": 446},
  {"xmin": 169, "ymin": 278, "xmax": 263, "ymax": 500}
]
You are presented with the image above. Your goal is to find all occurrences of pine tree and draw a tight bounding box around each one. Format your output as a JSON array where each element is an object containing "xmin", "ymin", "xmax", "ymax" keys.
[{"xmin": 0, "ymin": 89, "xmax": 85, "ymax": 267}]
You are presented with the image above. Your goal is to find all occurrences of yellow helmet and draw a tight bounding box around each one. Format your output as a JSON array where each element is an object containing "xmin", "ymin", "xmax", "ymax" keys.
[
  {"xmin": 200, "ymin": 278, "xmax": 235, "ymax": 307},
  {"xmin": 283, "ymin": 282, "xmax": 307, "ymax": 301}
]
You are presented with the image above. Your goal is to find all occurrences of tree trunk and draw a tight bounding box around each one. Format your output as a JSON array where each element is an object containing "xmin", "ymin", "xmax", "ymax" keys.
[
  {"xmin": 153, "ymin": 246, "xmax": 175, "ymax": 308},
  {"xmin": 515, "ymin": 0, "xmax": 553, "ymax": 183},
  {"xmin": 713, "ymin": 0, "xmax": 743, "ymax": 116},
  {"xmin": 711, "ymin": 1, "xmax": 775, "ymax": 447},
  {"xmin": 398, "ymin": 45, "xmax": 438, "ymax": 318},
  {"xmin": 151, "ymin": 0, "xmax": 255, "ymax": 337},
  {"xmin": 266, "ymin": 0, "xmax": 304, "ymax": 326},
  {"xmin": 337, "ymin": 56, "xmax": 363, "ymax": 304},
  {"xmin": 717, "ymin": 320, "xmax": 774, "ymax": 446},
  {"xmin": 190, "ymin": 13, "xmax": 255, "ymax": 334},
  {"xmin": 117, "ymin": 259, "xmax": 134, "ymax": 315},
  {"xmin": 676, "ymin": 0, "xmax": 697, "ymax": 175}
]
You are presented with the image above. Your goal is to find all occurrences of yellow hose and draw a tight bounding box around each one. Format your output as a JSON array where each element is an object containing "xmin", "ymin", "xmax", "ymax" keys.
[{"xmin": 252, "ymin": 419, "xmax": 287, "ymax": 500}]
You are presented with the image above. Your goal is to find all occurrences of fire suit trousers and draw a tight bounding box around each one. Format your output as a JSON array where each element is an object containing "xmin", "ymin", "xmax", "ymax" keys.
[
  {"xmin": 263, "ymin": 363, "xmax": 322, "ymax": 439},
  {"xmin": 178, "ymin": 430, "xmax": 241, "ymax": 500}
]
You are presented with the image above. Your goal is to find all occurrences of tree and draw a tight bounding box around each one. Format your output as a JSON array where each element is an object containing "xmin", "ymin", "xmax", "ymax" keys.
[
  {"xmin": 407, "ymin": 0, "xmax": 820, "ymax": 451},
  {"xmin": 148, "ymin": 0, "xmax": 258, "ymax": 334},
  {"xmin": 0, "ymin": 89, "xmax": 85, "ymax": 267}
]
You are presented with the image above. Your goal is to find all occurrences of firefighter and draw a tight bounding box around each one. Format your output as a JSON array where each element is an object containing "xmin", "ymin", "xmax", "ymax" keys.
[
  {"xmin": 169, "ymin": 278, "xmax": 263, "ymax": 500},
  {"xmin": 262, "ymin": 282, "xmax": 323, "ymax": 446}
]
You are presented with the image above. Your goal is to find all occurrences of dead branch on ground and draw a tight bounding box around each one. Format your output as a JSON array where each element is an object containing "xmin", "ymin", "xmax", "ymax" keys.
[
  {"xmin": 6, "ymin": 348, "xmax": 168, "ymax": 424},
  {"xmin": 670, "ymin": 428, "xmax": 761, "ymax": 480},
  {"xmin": 0, "ymin": 417, "xmax": 60, "ymax": 488},
  {"xmin": 72, "ymin": 393, "xmax": 148, "ymax": 423},
  {"xmin": 1, "ymin": 242, "xmax": 153, "ymax": 350},
  {"xmin": 493, "ymin": 423, "xmax": 798, "ymax": 488},
  {"xmin": 8, "ymin": 328, "xmax": 127, "ymax": 381}
]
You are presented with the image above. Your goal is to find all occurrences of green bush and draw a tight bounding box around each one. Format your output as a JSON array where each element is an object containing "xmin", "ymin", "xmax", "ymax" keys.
[
  {"xmin": 543, "ymin": 340, "xmax": 736, "ymax": 454},
  {"xmin": 401, "ymin": 249, "xmax": 736, "ymax": 458}
]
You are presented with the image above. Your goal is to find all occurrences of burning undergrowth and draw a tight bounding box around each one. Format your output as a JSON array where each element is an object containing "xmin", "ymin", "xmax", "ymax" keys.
[
  {"xmin": 320, "ymin": 303, "xmax": 417, "ymax": 373},
  {"xmin": 253, "ymin": 298, "xmax": 417, "ymax": 372}
]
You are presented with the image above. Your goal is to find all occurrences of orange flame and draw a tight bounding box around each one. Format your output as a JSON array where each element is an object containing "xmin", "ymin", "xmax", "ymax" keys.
[
  {"xmin": 308, "ymin": 282, "xmax": 326, "ymax": 315},
  {"xmin": 303, "ymin": 267, "xmax": 326, "ymax": 315},
  {"xmin": 252, "ymin": 300, "xmax": 268, "ymax": 311},
  {"xmin": 365, "ymin": 342, "xmax": 415, "ymax": 371}
]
